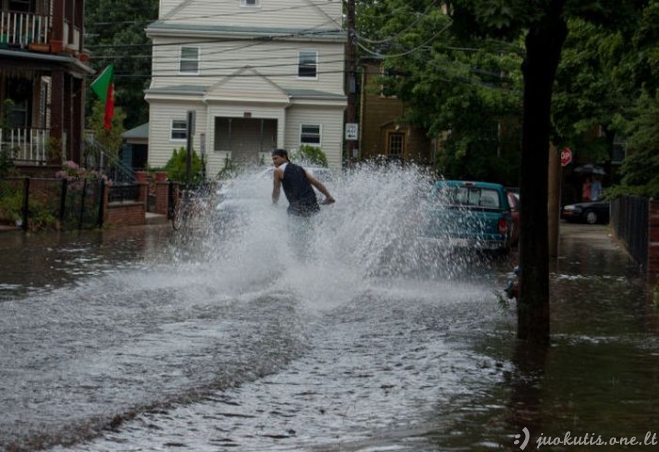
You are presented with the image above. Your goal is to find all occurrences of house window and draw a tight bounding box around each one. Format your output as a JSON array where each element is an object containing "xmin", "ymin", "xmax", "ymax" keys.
[
  {"xmin": 241, "ymin": 0, "xmax": 260, "ymax": 6},
  {"xmin": 298, "ymin": 51, "xmax": 317, "ymax": 78},
  {"xmin": 179, "ymin": 47, "xmax": 199, "ymax": 74},
  {"xmin": 9, "ymin": 0, "xmax": 34, "ymax": 13},
  {"xmin": 171, "ymin": 120, "xmax": 187, "ymax": 140},
  {"xmin": 388, "ymin": 132, "xmax": 404, "ymax": 157},
  {"xmin": 300, "ymin": 124, "xmax": 321, "ymax": 146}
]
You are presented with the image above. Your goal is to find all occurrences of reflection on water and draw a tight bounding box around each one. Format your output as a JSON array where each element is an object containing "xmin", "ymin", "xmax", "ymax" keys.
[
  {"xmin": 426, "ymin": 223, "xmax": 659, "ymax": 451},
  {"xmin": 0, "ymin": 227, "xmax": 172, "ymax": 301}
]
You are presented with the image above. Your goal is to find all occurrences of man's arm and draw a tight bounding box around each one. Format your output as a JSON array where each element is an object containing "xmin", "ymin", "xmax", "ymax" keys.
[
  {"xmin": 272, "ymin": 168, "xmax": 283, "ymax": 204},
  {"xmin": 306, "ymin": 172, "xmax": 335, "ymax": 204}
]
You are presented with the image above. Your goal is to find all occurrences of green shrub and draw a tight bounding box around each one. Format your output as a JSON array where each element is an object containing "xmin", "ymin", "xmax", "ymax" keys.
[
  {"xmin": 0, "ymin": 186, "xmax": 58, "ymax": 231},
  {"xmin": 290, "ymin": 145, "xmax": 328, "ymax": 167},
  {"xmin": 165, "ymin": 147, "xmax": 202, "ymax": 183}
]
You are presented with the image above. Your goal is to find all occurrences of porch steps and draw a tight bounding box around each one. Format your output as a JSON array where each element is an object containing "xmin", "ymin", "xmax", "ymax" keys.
[{"xmin": 145, "ymin": 212, "xmax": 168, "ymax": 226}]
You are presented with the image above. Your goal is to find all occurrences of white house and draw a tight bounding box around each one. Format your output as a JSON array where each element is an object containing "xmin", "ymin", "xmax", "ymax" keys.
[{"xmin": 144, "ymin": 0, "xmax": 347, "ymax": 178}]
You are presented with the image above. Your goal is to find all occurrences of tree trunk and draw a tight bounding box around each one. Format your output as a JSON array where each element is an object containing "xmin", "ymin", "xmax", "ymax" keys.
[{"xmin": 517, "ymin": 2, "xmax": 568, "ymax": 345}]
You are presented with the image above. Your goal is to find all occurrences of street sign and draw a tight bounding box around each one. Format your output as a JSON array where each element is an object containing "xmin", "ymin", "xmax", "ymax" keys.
[
  {"xmin": 345, "ymin": 123, "xmax": 358, "ymax": 141},
  {"xmin": 560, "ymin": 147, "xmax": 572, "ymax": 166}
]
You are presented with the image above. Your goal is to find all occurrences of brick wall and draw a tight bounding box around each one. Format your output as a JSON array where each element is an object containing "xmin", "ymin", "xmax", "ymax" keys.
[
  {"xmin": 102, "ymin": 182, "xmax": 148, "ymax": 227},
  {"xmin": 105, "ymin": 203, "xmax": 146, "ymax": 227}
]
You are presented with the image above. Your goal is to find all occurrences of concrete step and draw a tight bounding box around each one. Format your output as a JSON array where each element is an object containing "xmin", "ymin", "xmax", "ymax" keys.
[{"xmin": 145, "ymin": 212, "xmax": 168, "ymax": 225}]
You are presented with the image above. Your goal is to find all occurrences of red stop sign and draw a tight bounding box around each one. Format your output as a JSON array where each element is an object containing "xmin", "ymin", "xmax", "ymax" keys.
[{"xmin": 560, "ymin": 147, "xmax": 572, "ymax": 166}]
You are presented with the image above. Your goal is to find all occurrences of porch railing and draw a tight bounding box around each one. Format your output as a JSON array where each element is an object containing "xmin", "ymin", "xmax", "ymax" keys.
[
  {"xmin": 0, "ymin": 11, "xmax": 50, "ymax": 48},
  {"xmin": 0, "ymin": 128, "xmax": 51, "ymax": 165}
]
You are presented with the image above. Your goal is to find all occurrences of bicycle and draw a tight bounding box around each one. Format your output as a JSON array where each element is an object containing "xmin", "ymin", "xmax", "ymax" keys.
[{"xmin": 171, "ymin": 187, "xmax": 209, "ymax": 231}]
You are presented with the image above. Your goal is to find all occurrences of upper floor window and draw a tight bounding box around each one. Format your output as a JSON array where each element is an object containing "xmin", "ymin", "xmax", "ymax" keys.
[
  {"xmin": 241, "ymin": 0, "xmax": 260, "ymax": 6},
  {"xmin": 171, "ymin": 119, "xmax": 187, "ymax": 141},
  {"xmin": 298, "ymin": 51, "xmax": 317, "ymax": 79},
  {"xmin": 300, "ymin": 124, "xmax": 321, "ymax": 147},
  {"xmin": 179, "ymin": 47, "xmax": 199, "ymax": 74}
]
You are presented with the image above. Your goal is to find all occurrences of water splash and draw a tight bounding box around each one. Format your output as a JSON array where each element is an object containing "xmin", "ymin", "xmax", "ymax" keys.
[{"xmin": 164, "ymin": 163, "xmax": 486, "ymax": 309}]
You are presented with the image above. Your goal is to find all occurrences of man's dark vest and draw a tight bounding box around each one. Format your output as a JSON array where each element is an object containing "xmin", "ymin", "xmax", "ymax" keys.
[{"xmin": 282, "ymin": 163, "xmax": 319, "ymax": 216}]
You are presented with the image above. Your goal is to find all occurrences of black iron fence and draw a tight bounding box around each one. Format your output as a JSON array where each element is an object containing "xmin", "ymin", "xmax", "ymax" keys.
[
  {"xmin": 610, "ymin": 196, "xmax": 648, "ymax": 269},
  {"xmin": 0, "ymin": 177, "xmax": 106, "ymax": 231}
]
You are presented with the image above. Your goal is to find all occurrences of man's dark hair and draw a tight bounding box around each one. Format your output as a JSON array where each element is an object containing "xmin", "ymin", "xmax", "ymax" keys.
[{"xmin": 271, "ymin": 149, "xmax": 288, "ymax": 158}]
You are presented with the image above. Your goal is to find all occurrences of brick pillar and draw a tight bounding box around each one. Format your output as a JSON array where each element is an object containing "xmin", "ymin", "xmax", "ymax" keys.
[
  {"xmin": 154, "ymin": 182, "xmax": 170, "ymax": 215},
  {"xmin": 137, "ymin": 182, "xmax": 148, "ymax": 205}
]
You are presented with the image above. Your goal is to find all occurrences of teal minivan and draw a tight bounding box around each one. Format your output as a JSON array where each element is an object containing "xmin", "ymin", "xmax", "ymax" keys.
[{"xmin": 420, "ymin": 180, "xmax": 514, "ymax": 253}]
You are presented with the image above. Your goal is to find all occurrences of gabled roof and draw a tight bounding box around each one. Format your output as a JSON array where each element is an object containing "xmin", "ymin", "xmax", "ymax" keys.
[
  {"xmin": 122, "ymin": 123, "xmax": 149, "ymax": 139},
  {"xmin": 204, "ymin": 66, "xmax": 290, "ymax": 103},
  {"xmin": 285, "ymin": 89, "xmax": 346, "ymax": 101}
]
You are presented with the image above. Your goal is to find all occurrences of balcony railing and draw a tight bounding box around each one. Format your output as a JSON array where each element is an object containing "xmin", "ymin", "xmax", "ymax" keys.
[
  {"xmin": 0, "ymin": 11, "xmax": 50, "ymax": 48},
  {"xmin": 0, "ymin": 128, "xmax": 55, "ymax": 165}
]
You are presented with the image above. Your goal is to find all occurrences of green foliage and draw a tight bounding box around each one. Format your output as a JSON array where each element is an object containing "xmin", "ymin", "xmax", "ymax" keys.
[
  {"xmin": 0, "ymin": 99, "xmax": 17, "ymax": 177},
  {"xmin": 290, "ymin": 145, "xmax": 329, "ymax": 167},
  {"xmin": 0, "ymin": 183, "xmax": 58, "ymax": 231},
  {"xmin": 84, "ymin": 0, "xmax": 158, "ymax": 129},
  {"xmin": 88, "ymin": 99, "xmax": 126, "ymax": 162},
  {"xmin": 165, "ymin": 147, "xmax": 203, "ymax": 183},
  {"xmin": 356, "ymin": 0, "xmax": 523, "ymax": 184}
]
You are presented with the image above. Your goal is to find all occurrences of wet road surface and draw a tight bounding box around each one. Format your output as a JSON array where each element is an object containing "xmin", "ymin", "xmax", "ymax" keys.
[{"xmin": 0, "ymin": 168, "xmax": 657, "ymax": 452}]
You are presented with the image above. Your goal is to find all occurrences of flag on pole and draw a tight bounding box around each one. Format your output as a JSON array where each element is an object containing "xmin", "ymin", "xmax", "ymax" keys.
[{"xmin": 90, "ymin": 64, "xmax": 114, "ymax": 131}]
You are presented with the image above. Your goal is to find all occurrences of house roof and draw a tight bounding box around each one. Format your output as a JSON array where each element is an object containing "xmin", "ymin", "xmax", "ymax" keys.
[
  {"xmin": 144, "ymin": 85, "xmax": 209, "ymax": 96},
  {"xmin": 285, "ymin": 89, "xmax": 346, "ymax": 100},
  {"xmin": 122, "ymin": 123, "xmax": 149, "ymax": 139},
  {"xmin": 146, "ymin": 22, "xmax": 346, "ymax": 42},
  {"xmin": 146, "ymin": 84, "xmax": 345, "ymax": 102}
]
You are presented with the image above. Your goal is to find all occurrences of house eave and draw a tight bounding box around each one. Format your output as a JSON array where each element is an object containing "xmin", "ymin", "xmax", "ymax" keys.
[
  {"xmin": 0, "ymin": 49, "xmax": 95, "ymax": 76},
  {"xmin": 145, "ymin": 22, "xmax": 346, "ymax": 43}
]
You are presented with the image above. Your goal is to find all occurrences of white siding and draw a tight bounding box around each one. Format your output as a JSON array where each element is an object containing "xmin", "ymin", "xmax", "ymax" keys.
[
  {"xmin": 150, "ymin": 38, "xmax": 344, "ymax": 96},
  {"xmin": 285, "ymin": 105, "xmax": 343, "ymax": 169},
  {"xmin": 159, "ymin": 0, "xmax": 342, "ymax": 30},
  {"xmin": 147, "ymin": 100, "xmax": 208, "ymax": 169},
  {"xmin": 147, "ymin": 0, "xmax": 347, "ymax": 176}
]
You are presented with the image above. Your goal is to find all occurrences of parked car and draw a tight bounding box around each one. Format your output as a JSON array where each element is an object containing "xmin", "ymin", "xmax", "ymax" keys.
[
  {"xmin": 561, "ymin": 200, "xmax": 610, "ymax": 224},
  {"xmin": 420, "ymin": 180, "xmax": 514, "ymax": 253},
  {"xmin": 507, "ymin": 191, "xmax": 520, "ymax": 247}
]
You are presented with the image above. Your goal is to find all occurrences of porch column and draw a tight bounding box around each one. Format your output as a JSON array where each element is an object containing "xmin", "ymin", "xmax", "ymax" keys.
[
  {"xmin": 70, "ymin": 76, "xmax": 83, "ymax": 164},
  {"xmin": 50, "ymin": 69, "xmax": 64, "ymax": 164},
  {"xmin": 51, "ymin": 0, "xmax": 64, "ymax": 43}
]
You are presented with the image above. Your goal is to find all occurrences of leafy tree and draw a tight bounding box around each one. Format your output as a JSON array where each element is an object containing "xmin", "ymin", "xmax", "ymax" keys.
[
  {"xmin": 608, "ymin": 2, "xmax": 659, "ymax": 196},
  {"xmin": 613, "ymin": 91, "xmax": 659, "ymax": 196},
  {"xmin": 449, "ymin": 0, "xmax": 647, "ymax": 345},
  {"xmin": 89, "ymin": 99, "xmax": 127, "ymax": 162},
  {"xmin": 85, "ymin": 0, "xmax": 158, "ymax": 130},
  {"xmin": 356, "ymin": 0, "xmax": 524, "ymax": 184}
]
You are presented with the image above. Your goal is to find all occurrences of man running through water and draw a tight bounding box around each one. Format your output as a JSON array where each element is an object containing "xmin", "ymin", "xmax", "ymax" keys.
[{"xmin": 271, "ymin": 149, "xmax": 335, "ymax": 215}]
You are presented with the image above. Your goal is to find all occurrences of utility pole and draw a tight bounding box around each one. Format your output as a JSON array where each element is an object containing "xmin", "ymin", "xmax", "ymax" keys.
[{"xmin": 346, "ymin": 0, "xmax": 357, "ymax": 164}]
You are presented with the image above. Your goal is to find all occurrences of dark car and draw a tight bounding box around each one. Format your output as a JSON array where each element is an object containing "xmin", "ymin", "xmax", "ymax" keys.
[
  {"xmin": 561, "ymin": 200, "xmax": 610, "ymax": 224},
  {"xmin": 507, "ymin": 191, "xmax": 520, "ymax": 246},
  {"xmin": 420, "ymin": 180, "xmax": 514, "ymax": 253}
]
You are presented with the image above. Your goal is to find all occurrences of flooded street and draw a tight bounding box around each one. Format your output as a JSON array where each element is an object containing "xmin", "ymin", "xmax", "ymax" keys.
[{"xmin": 1, "ymin": 167, "xmax": 657, "ymax": 451}]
